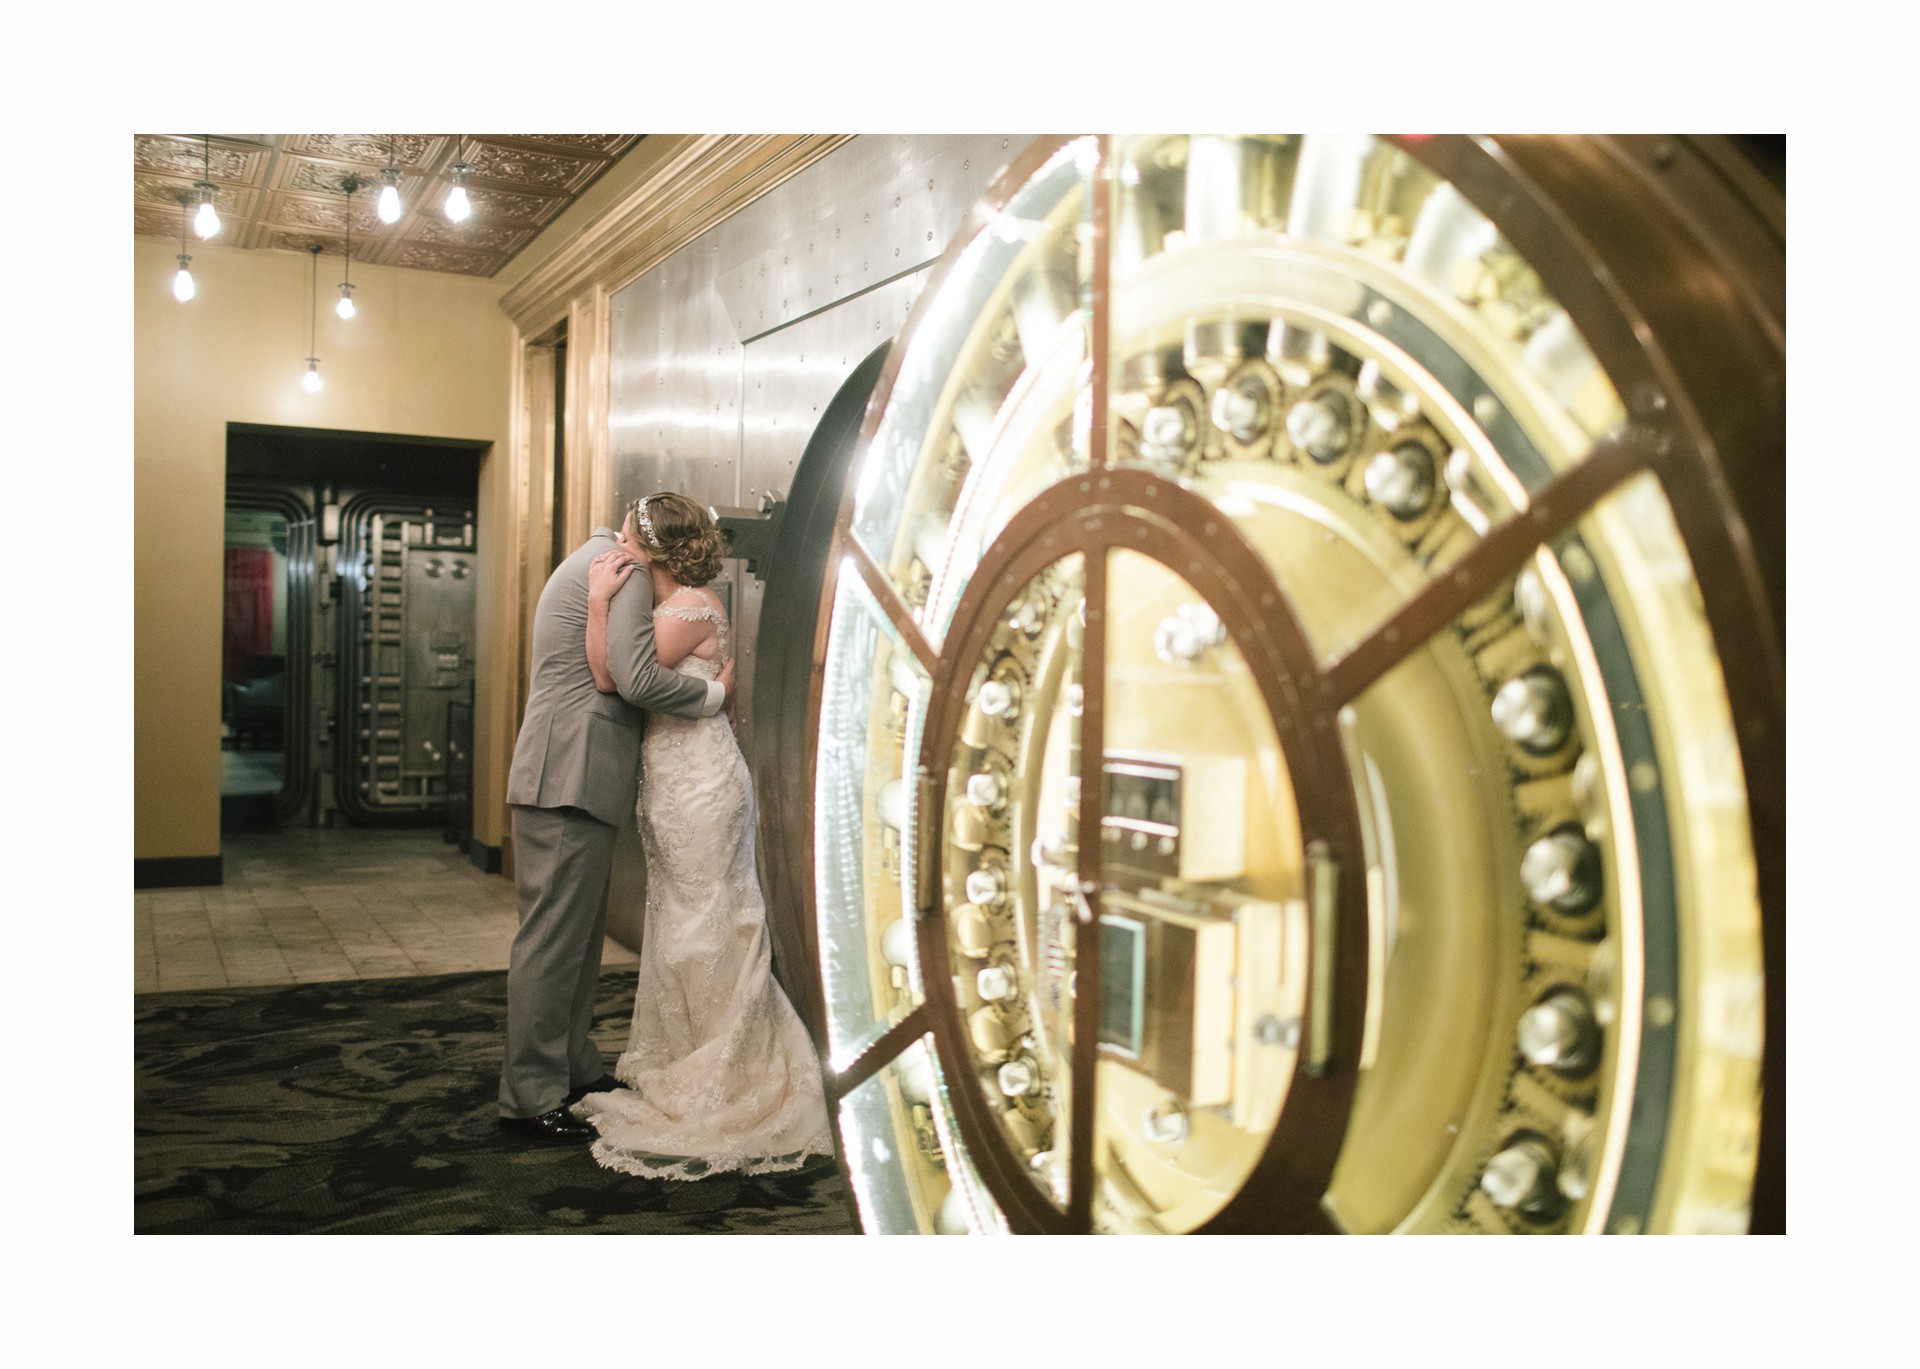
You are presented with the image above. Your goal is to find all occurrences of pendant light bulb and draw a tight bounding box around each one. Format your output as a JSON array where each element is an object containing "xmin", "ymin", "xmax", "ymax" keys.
[
  {"xmin": 444, "ymin": 148, "xmax": 472, "ymax": 223},
  {"xmin": 337, "ymin": 177, "xmax": 360, "ymax": 321},
  {"xmin": 302, "ymin": 247, "xmax": 324, "ymax": 394},
  {"xmin": 192, "ymin": 138, "xmax": 220, "ymax": 238},
  {"xmin": 173, "ymin": 200, "xmax": 196, "ymax": 302},
  {"xmin": 377, "ymin": 167, "xmax": 402, "ymax": 224},
  {"xmin": 193, "ymin": 186, "xmax": 221, "ymax": 239}
]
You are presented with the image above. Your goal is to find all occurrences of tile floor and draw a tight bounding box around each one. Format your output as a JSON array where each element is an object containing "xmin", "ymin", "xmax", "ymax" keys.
[{"xmin": 135, "ymin": 826, "xmax": 636, "ymax": 993}]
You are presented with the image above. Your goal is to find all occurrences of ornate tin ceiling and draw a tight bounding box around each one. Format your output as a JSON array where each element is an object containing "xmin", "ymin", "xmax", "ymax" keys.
[{"xmin": 134, "ymin": 134, "xmax": 643, "ymax": 278}]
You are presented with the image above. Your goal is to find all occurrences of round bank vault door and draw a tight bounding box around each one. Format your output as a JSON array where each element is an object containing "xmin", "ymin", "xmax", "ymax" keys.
[{"xmin": 810, "ymin": 136, "xmax": 1781, "ymax": 1234}]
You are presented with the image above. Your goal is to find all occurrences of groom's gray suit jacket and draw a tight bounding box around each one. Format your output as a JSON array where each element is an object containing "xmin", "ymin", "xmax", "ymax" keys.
[{"xmin": 506, "ymin": 527, "xmax": 713, "ymax": 824}]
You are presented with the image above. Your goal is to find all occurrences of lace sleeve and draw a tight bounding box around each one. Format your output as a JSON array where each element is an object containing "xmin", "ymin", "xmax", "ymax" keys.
[{"xmin": 654, "ymin": 592, "xmax": 731, "ymax": 658}]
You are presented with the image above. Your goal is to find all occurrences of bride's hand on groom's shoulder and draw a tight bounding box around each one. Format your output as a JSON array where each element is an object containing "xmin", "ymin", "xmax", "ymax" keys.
[{"xmin": 588, "ymin": 550, "xmax": 638, "ymax": 603}]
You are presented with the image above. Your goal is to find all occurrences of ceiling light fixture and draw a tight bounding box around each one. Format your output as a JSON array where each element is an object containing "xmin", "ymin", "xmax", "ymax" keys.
[
  {"xmin": 376, "ymin": 135, "xmax": 403, "ymax": 224},
  {"xmin": 444, "ymin": 137, "xmax": 472, "ymax": 223},
  {"xmin": 337, "ymin": 176, "xmax": 359, "ymax": 319},
  {"xmin": 193, "ymin": 134, "xmax": 221, "ymax": 239},
  {"xmin": 302, "ymin": 245, "xmax": 324, "ymax": 393},
  {"xmin": 173, "ymin": 194, "xmax": 196, "ymax": 302}
]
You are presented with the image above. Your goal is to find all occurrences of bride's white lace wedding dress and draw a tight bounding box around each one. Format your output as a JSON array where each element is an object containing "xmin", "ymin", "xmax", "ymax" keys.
[{"xmin": 572, "ymin": 591, "xmax": 833, "ymax": 1179}]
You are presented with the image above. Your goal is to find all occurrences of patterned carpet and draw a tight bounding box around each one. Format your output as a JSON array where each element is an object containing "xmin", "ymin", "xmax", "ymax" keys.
[{"xmin": 134, "ymin": 968, "xmax": 857, "ymax": 1234}]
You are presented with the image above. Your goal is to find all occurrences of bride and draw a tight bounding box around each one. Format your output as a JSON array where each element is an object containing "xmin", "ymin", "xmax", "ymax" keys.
[{"xmin": 571, "ymin": 491, "xmax": 832, "ymax": 1179}]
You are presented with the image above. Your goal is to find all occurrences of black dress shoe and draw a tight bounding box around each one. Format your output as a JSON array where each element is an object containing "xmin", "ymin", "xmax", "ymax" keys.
[
  {"xmin": 498, "ymin": 1108, "xmax": 596, "ymax": 1143},
  {"xmin": 563, "ymin": 1074, "xmax": 623, "ymax": 1107}
]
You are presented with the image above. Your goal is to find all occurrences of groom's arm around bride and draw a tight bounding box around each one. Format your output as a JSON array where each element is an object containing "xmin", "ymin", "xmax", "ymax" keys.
[{"xmin": 598, "ymin": 547, "xmax": 735, "ymax": 716}]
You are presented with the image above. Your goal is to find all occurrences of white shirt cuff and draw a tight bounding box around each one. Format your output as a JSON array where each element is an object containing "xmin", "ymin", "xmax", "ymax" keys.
[{"xmin": 700, "ymin": 679, "xmax": 727, "ymax": 717}]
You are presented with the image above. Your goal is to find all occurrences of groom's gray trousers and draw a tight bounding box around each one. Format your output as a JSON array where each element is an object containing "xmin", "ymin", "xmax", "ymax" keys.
[{"xmin": 499, "ymin": 804, "xmax": 615, "ymax": 1118}]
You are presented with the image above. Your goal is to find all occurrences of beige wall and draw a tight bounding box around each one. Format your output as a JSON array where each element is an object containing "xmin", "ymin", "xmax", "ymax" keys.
[{"xmin": 134, "ymin": 235, "xmax": 517, "ymax": 864}]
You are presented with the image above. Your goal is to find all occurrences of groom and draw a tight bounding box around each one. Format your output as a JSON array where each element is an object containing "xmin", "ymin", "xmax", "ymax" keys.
[{"xmin": 498, "ymin": 506, "xmax": 734, "ymax": 1142}]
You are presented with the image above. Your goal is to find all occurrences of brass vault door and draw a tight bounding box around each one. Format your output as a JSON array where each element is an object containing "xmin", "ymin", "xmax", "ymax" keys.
[{"xmin": 805, "ymin": 136, "xmax": 1782, "ymax": 1234}]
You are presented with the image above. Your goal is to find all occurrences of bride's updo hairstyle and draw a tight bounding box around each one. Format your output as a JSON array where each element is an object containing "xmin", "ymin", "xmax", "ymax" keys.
[{"xmin": 629, "ymin": 491, "xmax": 726, "ymax": 586}]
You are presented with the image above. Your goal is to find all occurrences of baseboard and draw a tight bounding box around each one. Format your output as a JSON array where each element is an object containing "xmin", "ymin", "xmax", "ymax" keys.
[
  {"xmin": 135, "ymin": 855, "xmax": 224, "ymax": 889},
  {"xmin": 468, "ymin": 841, "xmax": 503, "ymax": 874}
]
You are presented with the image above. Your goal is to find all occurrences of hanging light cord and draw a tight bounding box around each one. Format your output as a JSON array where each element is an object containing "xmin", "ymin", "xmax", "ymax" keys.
[
  {"xmin": 309, "ymin": 246, "xmax": 318, "ymax": 355},
  {"xmin": 343, "ymin": 183, "xmax": 352, "ymax": 282}
]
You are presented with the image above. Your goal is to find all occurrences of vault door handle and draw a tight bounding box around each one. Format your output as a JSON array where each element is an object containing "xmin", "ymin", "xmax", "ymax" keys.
[{"xmin": 1307, "ymin": 839, "xmax": 1337, "ymax": 1077}]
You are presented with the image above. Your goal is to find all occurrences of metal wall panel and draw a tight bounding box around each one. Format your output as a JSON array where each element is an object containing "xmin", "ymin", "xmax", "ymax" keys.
[
  {"xmin": 609, "ymin": 247, "xmax": 742, "ymax": 513},
  {"xmin": 600, "ymin": 134, "xmax": 1032, "ymax": 949},
  {"xmin": 714, "ymin": 136, "xmax": 1024, "ymax": 343},
  {"xmin": 608, "ymin": 135, "xmax": 1020, "ymax": 518},
  {"xmin": 732, "ymin": 267, "xmax": 927, "ymax": 757}
]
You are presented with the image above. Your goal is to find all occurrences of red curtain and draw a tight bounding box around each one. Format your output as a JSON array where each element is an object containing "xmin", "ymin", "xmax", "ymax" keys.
[{"xmin": 223, "ymin": 547, "xmax": 274, "ymax": 681}]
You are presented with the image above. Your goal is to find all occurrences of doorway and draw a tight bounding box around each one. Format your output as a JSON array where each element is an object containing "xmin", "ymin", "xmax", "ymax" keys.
[
  {"xmin": 220, "ymin": 494, "xmax": 310, "ymax": 830},
  {"xmin": 220, "ymin": 423, "xmax": 485, "ymax": 847}
]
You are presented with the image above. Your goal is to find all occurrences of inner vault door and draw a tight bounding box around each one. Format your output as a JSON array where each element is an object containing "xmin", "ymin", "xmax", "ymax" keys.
[{"xmin": 338, "ymin": 499, "xmax": 477, "ymax": 822}]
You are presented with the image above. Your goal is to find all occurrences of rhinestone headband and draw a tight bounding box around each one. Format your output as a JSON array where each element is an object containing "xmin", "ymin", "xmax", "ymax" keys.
[{"xmin": 629, "ymin": 496, "xmax": 658, "ymax": 547}]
